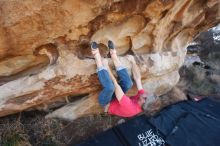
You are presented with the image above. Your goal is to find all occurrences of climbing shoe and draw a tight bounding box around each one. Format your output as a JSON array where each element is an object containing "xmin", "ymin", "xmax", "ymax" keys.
[
  {"xmin": 108, "ymin": 40, "xmax": 115, "ymax": 49},
  {"xmin": 91, "ymin": 41, "xmax": 98, "ymax": 49}
]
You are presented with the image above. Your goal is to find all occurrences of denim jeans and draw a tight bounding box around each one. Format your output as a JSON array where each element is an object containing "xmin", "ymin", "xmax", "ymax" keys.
[{"xmin": 97, "ymin": 66, "xmax": 133, "ymax": 106}]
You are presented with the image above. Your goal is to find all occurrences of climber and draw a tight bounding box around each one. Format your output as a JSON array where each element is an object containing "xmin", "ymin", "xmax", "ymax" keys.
[{"xmin": 91, "ymin": 40, "xmax": 148, "ymax": 117}]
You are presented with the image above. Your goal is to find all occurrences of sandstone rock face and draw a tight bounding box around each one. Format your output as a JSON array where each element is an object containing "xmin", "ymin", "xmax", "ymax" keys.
[{"xmin": 0, "ymin": 0, "xmax": 219, "ymax": 120}]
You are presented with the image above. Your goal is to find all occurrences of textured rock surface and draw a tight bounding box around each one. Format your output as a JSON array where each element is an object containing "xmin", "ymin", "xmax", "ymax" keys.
[
  {"xmin": 0, "ymin": 0, "xmax": 219, "ymax": 119},
  {"xmin": 181, "ymin": 25, "xmax": 220, "ymax": 97}
]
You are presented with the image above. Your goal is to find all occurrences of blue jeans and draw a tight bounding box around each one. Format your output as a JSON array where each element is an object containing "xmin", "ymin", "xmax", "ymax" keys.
[{"xmin": 97, "ymin": 66, "xmax": 133, "ymax": 106}]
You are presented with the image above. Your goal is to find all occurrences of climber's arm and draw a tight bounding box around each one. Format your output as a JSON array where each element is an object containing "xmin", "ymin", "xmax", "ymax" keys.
[{"xmin": 127, "ymin": 55, "xmax": 143, "ymax": 90}]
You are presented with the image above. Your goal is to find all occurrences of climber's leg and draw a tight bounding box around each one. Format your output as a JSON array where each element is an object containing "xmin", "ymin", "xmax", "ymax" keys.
[
  {"xmin": 116, "ymin": 67, "xmax": 133, "ymax": 93},
  {"xmin": 108, "ymin": 40, "xmax": 133, "ymax": 93},
  {"xmin": 102, "ymin": 59, "xmax": 125, "ymax": 102},
  {"xmin": 97, "ymin": 68, "xmax": 115, "ymax": 106},
  {"xmin": 91, "ymin": 42, "xmax": 115, "ymax": 106}
]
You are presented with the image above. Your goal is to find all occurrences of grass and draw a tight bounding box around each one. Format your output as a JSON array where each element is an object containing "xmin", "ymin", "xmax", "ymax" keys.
[
  {"xmin": 0, "ymin": 112, "xmax": 66, "ymax": 146},
  {"xmin": 0, "ymin": 111, "xmax": 120, "ymax": 146},
  {"xmin": 0, "ymin": 116, "xmax": 30, "ymax": 146},
  {"xmin": 2, "ymin": 133, "xmax": 25, "ymax": 146}
]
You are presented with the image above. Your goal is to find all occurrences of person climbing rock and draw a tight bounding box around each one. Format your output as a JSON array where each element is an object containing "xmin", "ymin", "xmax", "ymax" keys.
[{"xmin": 91, "ymin": 40, "xmax": 148, "ymax": 117}]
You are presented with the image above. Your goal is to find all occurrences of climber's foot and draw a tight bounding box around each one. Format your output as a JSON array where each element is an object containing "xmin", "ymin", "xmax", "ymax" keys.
[
  {"xmin": 91, "ymin": 41, "xmax": 103, "ymax": 70},
  {"xmin": 91, "ymin": 41, "xmax": 98, "ymax": 49},
  {"xmin": 108, "ymin": 40, "xmax": 117, "ymax": 59},
  {"xmin": 91, "ymin": 41, "xmax": 100, "ymax": 58},
  {"xmin": 108, "ymin": 40, "xmax": 115, "ymax": 50}
]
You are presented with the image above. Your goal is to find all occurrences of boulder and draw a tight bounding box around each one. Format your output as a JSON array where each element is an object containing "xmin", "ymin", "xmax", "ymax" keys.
[{"xmin": 0, "ymin": 0, "xmax": 219, "ymax": 120}]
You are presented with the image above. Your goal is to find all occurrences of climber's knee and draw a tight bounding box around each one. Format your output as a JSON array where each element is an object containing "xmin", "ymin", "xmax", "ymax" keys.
[
  {"xmin": 98, "ymin": 85, "xmax": 115, "ymax": 106},
  {"xmin": 124, "ymin": 80, "xmax": 133, "ymax": 92}
]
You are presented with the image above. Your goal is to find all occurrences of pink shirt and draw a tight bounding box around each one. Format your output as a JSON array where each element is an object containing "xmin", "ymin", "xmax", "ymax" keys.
[{"xmin": 108, "ymin": 89, "xmax": 145, "ymax": 117}]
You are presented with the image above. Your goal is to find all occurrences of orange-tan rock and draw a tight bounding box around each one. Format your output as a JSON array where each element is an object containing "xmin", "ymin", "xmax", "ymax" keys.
[{"xmin": 0, "ymin": 0, "xmax": 219, "ymax": 120}]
